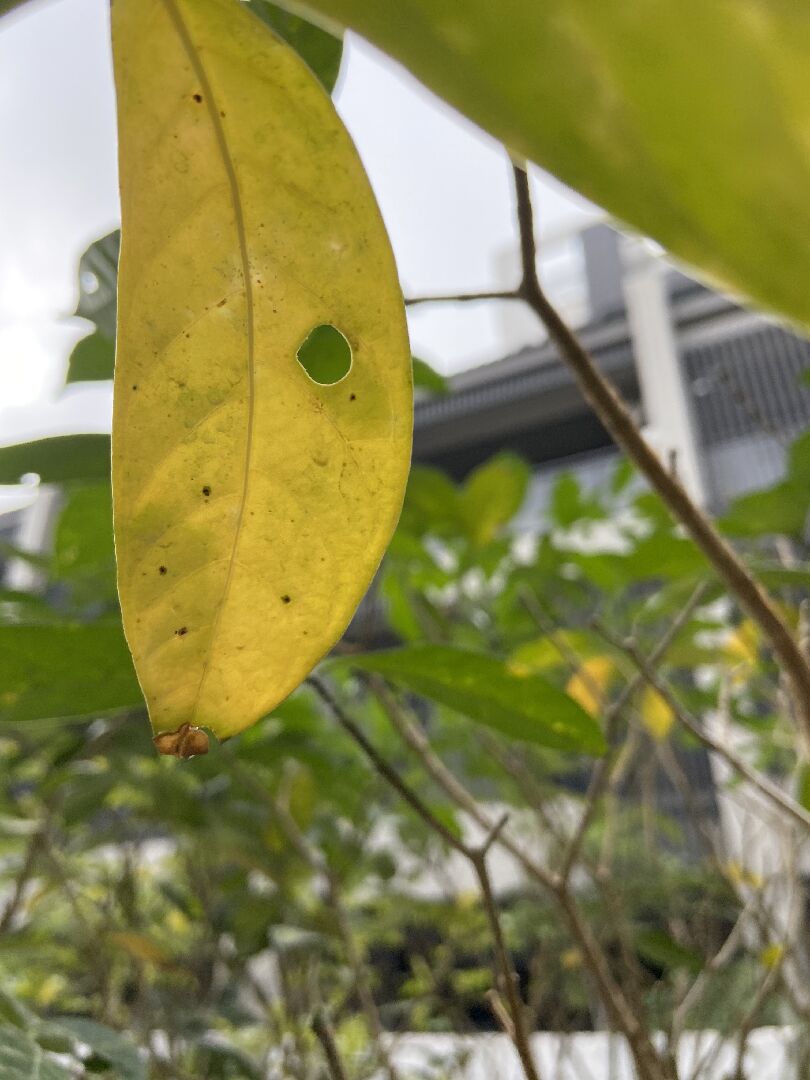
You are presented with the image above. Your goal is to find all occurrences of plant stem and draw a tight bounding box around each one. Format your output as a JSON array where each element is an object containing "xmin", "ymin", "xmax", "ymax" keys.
[
  {"xmin": 309, "ymin": 677, "xmax": 544, "ymax": 1080},
  {"xmin": 510, "ymin": 162, "xmax": 810, "ymax": 746},
  {"xmin": 325, "ymin": 676, "xmax": 674, "ymax": 1080},
  {"xmin": 312, "ymin": 1009, "xmax": 350, "ymax": 1080}
]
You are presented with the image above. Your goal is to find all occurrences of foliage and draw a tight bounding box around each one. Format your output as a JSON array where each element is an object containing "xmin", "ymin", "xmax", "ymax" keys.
[
  {"xmin": 3, "ymin": 336, "xmax": 810, "ymax": 1069},
  {"xmin": 4, "ymin": 0, "xmax": 810, "ymax": 1076},
  {"xmin": 291, "ymin": 0, "xmax": 810, "ymax": 330}
]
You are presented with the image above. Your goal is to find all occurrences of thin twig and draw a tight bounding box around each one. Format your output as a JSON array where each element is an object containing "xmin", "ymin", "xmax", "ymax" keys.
[
  {"xmin": 311, "ymin": 1009, "xmax": 350, "ymax": 1080},
  {"xmin": 223, "ymin": 751, "xmax": 399, "ymax": 1080},
  {"xmin": 405, "ymin": 289, "xmax": 521, "ymax": 306},
  {"xmin": 510, "ymin": 161, "xmax": 810, "ymax": 745},
  {"xmin": 309, "ymin": 676, "xmax": 543, "ymax": 1080},
  {"xmin": 598, "ymin": 626, "xmax": 810, "ymax": 834},
  {"xmin": 559, "ymin": 581, "xmax": 710, "ymax": 881},
  {"xmin": 351, "ymin": 677, "xmax": 674, "ymax": 1080}
]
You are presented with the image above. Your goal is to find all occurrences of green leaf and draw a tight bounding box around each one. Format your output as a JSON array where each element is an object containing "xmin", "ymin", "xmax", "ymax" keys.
[
  {"xmin": 412, "ymin": 356, "xmax": 449, "ymax": 396},
  {"xmin": 797, "ymin": 763, "xmax": 810, "ymax": 813},
  {"xmin": 247, "ymin": 0, "xmax": 343, "ymax": 91},
  {"xmin": 0, "ymin": 989, "xmax": 33, "ymax": 1031},
  {"xmin": 48, "ymin": 1019, "xmax": 145, "ymax": 1080},
  {"xmin": 112, "ymin": 0, "xmax": 411, "ymax": 742},
  {"xmin": 294, "ymin": 0, "xmax": 810, "ymax": 328},
  {"xmin": 399, "ymin": 466, "xmax": 461, "ymax": 537},
  {"xmin": 340, "ymin": 645, "xmax": 607, "ymax": 753},
  {"xmin": 635, "ymin": 930, "xmax": 702, "ymax": 975},
  {"xmin": 0, "ymin": 435, "xmax": 111, "ymax": 485},
  {"xmin": 74, "ymin": 231, "xmax": 119, "ymax": 340},
  {"xmin": 721, "ymin": 482, "xmax": 807, "ymax": 540},
  {"xmin": 0, "ymin": 1025, "xmax": 71, "ymax": 1080},
  {"xmin": 0, "ymin": 1, "xmax": 33, "ymax": 19},
  {"xmin": 460, "ymin": 453, "xmax": 529, "ymax": 544},
  {"xmin": 0, "ymin": 624, "xmax": 142, "ymax": 723},
  {"xmin": 52, "ymin": 484, "xmax": 117, "ymax": 604},
  {"xmin": 66, "ymin": 332, "xmax": 115, "ymax": 384},
  {"xmin": 721, "ymin": 431, "xmax": 810, "ymax": 539}
]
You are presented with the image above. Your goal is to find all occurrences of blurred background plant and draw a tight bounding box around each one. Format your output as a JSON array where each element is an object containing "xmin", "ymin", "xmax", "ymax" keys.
[{"xmin": 3, "ymin": 236, "xmax": 810, "ymax": 1078}]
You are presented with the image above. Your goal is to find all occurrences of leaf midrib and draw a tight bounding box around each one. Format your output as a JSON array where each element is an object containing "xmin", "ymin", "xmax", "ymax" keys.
[{"xmin": 161, "ymin": 0, "xmax": 256, "ymax": 727}]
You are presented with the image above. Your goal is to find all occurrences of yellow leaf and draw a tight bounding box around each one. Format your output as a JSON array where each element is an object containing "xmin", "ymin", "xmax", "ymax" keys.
[
  {"xmin": 112, "ymin": 0, "xmax": 411, "ymax": 742},
  {"xmin": 108, "ymin": 931, "xmax": 171, "ymax": 966},
  {"xmin": 35, "ymin": 974, "xmax": 66, "ymax": 1007},
  {"xmin": 730, "ymin": 622, "xmax": 760, "ymax": 669},
  {"xmin": 561, "ymin": 947, "xmax": 582, "ymax": 970},
  {"xmin": 566, "ymin": 656, "xmax": 614, "ymax": 718},
  {"xmin": 640, "ymin": 686, "xmax": 674, "ymax": 741},
  {"xmin": 760, "ymin": 943, "xmax": 785, "ymax": 969}
]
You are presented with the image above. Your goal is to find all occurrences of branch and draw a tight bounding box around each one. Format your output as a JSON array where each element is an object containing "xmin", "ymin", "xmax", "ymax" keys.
[
  {"xmin": 558, "ymin": 581, "xmax": 709, "ymax": 881},
  {"xmin": 310, "ymin": 677, "xmax": 543, "ymax": 1080},
  {"xmin": 405, "ymin": 289, "xmax": 521, "ymax": 306},
  {"xmin": 311, "ymin": 1009, "xmax": 350, "ymax": 1080},
  {"xmin": 598, "ymin": 625, "xmax": 810, "ymax": 833},
  {"xmin": 361, "ymin": 677, "xmax": 674, "ymax": 1080},
  {"xmin": 224, "ymin": 751, "xmax": 399, "ymax": 1080},
  {"xmin": 510, "ymin": 162, "xmax": 810, "ymax": 746}
]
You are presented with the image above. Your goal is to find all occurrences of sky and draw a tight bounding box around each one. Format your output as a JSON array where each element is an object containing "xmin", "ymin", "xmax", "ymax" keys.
[{"xmin": 0, "ymin": 0, "xmax": 600, "ymax": 451}]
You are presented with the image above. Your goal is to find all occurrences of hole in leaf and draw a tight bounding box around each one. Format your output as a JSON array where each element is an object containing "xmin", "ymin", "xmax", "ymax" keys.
[{"xmin": 296, "ymin": 324, "xmax": 352, "ymax": 385}]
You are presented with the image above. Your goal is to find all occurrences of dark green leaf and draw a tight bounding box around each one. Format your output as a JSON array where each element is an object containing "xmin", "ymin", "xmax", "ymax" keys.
[
  {"xmin": 0, "ymin": 435, "xmax": 111, "ymax": 485},
  {"xmin": 66, "ymin": 332, "xmax": 115, "ymax": 384},
  {"xmin": 74, "ymin": 232, "xmax": 119, "ymax": 340},
  {"xmin": 412, "ymin": 357, "xmax": 449, "ymax": 396},
  {"xmin": 0, "ymin": 624, "xmax": 142, "ymax": 723},
  {"xmin": 0, "ymin": 989, "xmax": 32, "ymax": 1031},
  {"xmin": 339, "ymin": 645, "xmax": 606, "ymax": 753},
  {"xmin": 52, "ymin": 484, "xmax": 116, "ymax": 601},
  {"xmin": 247, "ymin": 0, "xmax": 342, "ymax": 91},
  {"xmin": 797, "ymin": 763, "xmax": 810, "ymax": 813},
  {"xmin": 635, "ymin": 930, "xmax": 703, "ymax": 975}
]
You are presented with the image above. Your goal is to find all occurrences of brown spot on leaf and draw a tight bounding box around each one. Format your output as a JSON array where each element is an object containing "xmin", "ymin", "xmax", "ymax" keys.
[
  {"xmin": 175, "ymin": 626, "xmax": 188, "ymax": 637},
  {"xmin": 158, "ymin": 566, "xmax": 167, "ymax": 575},
  {"xmin": 154, "ymin": 723, "xmax": 209, "ymax": 759},
  {"xmin": 192, "ymin": 93, "xmax": 203, "ymax": 103},
  {"xmin": 281, "ymin": 594, "xmax": 291, "ymax": 604},
  {"xmin": 202, "ymin": 486, "xmax": 211, "ymax": 497}
]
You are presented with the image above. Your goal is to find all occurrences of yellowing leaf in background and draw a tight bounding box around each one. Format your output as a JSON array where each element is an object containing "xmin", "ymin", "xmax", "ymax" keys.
[
  {"xmin": 724, "ymin": 618, "xmax": 760, "ymax": 679},
  {"xmin": 112, "ymin": 0, "xmax": 412, "ymax": 743},
  {"xmin": 566, "ymin": 655, "xmax": 615, "ymax": 718},
  {"xmin": 640, "ymin": 686, "xmax": 675, "ymax": 742}
]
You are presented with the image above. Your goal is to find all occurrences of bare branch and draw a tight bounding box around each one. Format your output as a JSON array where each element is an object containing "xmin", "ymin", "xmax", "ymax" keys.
[
  {"xmin": 558, "ymin": 581, "xmax": 710, "ymax": 881},
  {"xmin": 510, "ymin": 161, "xmax": 810, "ymax": 745},
  {"xmin": 405, "ymin": 289, "xmax": 521, "ymax": 306},
  {"xmin": 312, "ymin": 1009, "xmax": 350, "ymax": 1080},
  {"xmin": 598, "ymin": 625, "xmax": 810, "ymax": 833},
  {"xmin": 311, "ymin": 676, "xmax": 542, "ymax": 1080},
  {"xmin": 364, "ymin": 677, "xmax": 675, "ymax": 1080}
]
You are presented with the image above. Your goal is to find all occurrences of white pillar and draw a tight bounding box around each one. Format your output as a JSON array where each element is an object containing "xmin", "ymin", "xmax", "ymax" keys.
[{"xmin": 622, "ymin": 241, "xmax": 707, "ymax": 506}]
